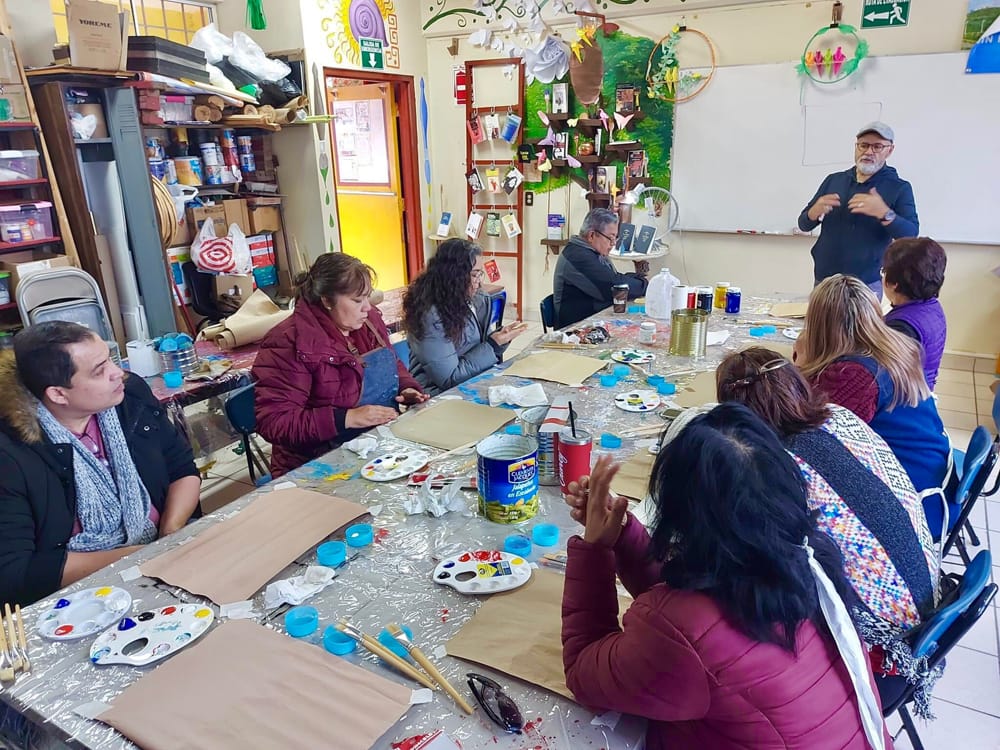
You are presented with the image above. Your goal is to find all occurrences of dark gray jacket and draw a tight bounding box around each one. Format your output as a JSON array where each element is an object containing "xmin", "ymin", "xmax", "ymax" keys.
[
  {"xmin": 553, "ymin": 236, "xmax": 647, "ymax": 329},
  {"xmin": 408, "ymin": 292, "xmax": 507, "ymax": 395}
]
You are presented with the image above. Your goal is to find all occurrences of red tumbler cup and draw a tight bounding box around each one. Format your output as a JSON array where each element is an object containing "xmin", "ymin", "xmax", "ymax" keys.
[{"xmin": 558, "ymin": 427, "xmax": 593, "ymax": 494}]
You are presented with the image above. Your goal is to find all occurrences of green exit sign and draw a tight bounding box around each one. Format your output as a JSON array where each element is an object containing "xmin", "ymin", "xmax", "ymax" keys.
[
  {"xmin": 359, "ymin": 37, "xmax": 384, "ymax": 70},
  {"xmin": 861, "ymin": 0, "xmax": 910, "ymax": 28}
]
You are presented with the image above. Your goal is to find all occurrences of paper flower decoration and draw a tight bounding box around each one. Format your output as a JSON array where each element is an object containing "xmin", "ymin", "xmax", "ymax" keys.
[
  {"xmin": 523, "ymin": 34, "xmax": 570, "ymax": 85},
  {"xmin": 796, "ymin": 24, "xmax": 868, "ymax": 84}
]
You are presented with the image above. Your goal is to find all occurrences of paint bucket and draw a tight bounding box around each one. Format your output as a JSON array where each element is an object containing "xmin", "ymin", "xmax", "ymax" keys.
[
  {"xmin": 669, "ymin": 308, "xmax": 709, "ymax": 357},
  {"xmin": 477, "ymin": 434, "xmax": 539, "ymax": 524},
  {"xmin": 199, "ymin": 142, "xmax": 220, "ymax": 166},
  {"xmin": 204, "ymin": 163, "xmax": 223, "ymax": 185},
  {"xmin": 174, "ymin": 157, "xmax": 203, "ymax": 186},
  {"xmin": 519, "ymin": 406, "xmax": 557, "ymax": 485}
]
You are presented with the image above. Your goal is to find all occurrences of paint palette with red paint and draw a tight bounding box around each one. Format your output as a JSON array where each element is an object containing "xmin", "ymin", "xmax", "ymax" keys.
[
  {"xmin": 36, "ymin": 586, "xmax": 133, "ymax": 641},
  {"xmin": 432, "ymin": 550, "xmax": 532, "ymax": 595},
  {"xmin": 89, "ymin": 603, "xmax": 215, "ymax": 666}
]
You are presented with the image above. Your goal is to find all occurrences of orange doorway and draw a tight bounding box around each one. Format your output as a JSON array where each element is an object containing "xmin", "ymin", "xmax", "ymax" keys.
[{"xmin": 325, "ymin": 70, "xmax": 423, "ymax": 290}]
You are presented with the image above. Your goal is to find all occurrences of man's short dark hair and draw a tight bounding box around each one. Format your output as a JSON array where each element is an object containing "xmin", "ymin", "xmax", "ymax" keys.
[
  {"xmin": 13, "ymin": 322, "xmax": 98, "ymax": 400},
  {"xmin": 882, "ymin": 237, "xmax": 946, "ymax": 300}
]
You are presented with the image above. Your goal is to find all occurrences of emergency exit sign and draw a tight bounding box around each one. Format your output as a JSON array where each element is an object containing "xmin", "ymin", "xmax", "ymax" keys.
[
  {"xmin": 861, "ymin": 0, "xmax": 910, "ymax": 28},
  {"xmin": 359, "ymin": 37, "xmax": 385, "ymax": 70}
]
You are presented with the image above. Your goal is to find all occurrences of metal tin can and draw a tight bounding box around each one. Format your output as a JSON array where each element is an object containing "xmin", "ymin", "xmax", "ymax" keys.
[
  {"xmin": 713, "ymin": 282, "xmax": 730, "ymax": 309},
  {"xmin": 477, "ymin": 434, "xmax": 539, "ymax": 524},
  {"xmin": 725, "ymin": 286, "xmax": 742, "ymax": 314},
  {"xmin": 236, "ymin": 135, "xmax": 253, "ymax": 152},
  {"xmin": 174, "ymin": 156, "xmax": 203, "ymax": 186},
  {"xmin": 199, "ymin": 142, "xmax": 220, "ymax": 166},
  {"xmin": 144, "ymin": 137, "xmax": 163, "ymax": 159},
  {"xmin": 220, "ymin": 129, "xmax": 236, "ymax": 148},
  {"xmin": 204, "ymin": 163, "xmax": 223, "ymax": 185},
  {"xmin": 164, "ymin": 158, "xmax": 178, "ymax": 185},
  {"xmin": 239, "ymin": 152, "xmax": 256, "ymax": 174},
  {"xmin": 519, "ymin": 406, "xmax": 557, "ymax": 485},
  {"xmin": 696, "ymin": 286, "xmax": 713, "ymax": 312},
  {"xmin": 558, "ymin": 427, "xmax": 592, "ymax": 495},
  {"xmin": 670, "ymin": 308, "xmax": 710, "ymax": 357},
  {"xmin": 147, "ymin": 158, "xmax": 166, "ymax": 182},
  {"xmin": 639, "ymin": 321, "xmax": 656, "ymax": 344}
]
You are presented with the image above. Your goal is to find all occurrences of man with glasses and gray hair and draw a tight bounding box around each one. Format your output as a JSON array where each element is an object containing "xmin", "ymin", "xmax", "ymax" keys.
[
  {"xmin": 553, "ymin": 208, "xmax": 648, "ymax": 328},
  {"xmin": 798, "ymin": 122, "xmax": 918, "ymax": 298}
]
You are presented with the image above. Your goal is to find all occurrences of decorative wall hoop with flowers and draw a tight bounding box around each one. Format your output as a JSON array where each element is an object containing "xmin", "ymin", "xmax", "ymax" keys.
[
  {"xmin": 645, "ymin": 25, "xmax": 716, "ymax": 104},
  {"xmin": 319, "ymin": 0, "xmax": 400, "ymax": 69},
  {"xmin": 796, "ymin": 23, "xmax": 868, "ymax": 84}
]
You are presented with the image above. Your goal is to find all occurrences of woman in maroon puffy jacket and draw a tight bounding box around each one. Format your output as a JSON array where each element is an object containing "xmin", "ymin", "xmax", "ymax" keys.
[
  {"xmin": 252, "ymin": 253, "xmax": 427, "ymax": 477},
  {"xmin": 562, "ymin": 403, "xmax": 892, "ymax": 750}
]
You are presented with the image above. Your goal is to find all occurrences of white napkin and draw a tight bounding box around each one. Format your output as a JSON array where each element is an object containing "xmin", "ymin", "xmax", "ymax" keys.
[
  {"xmin": 489, "ymin": 383, "xmax": 548, "ymax": 407},
  {"xmin": 707, "ymin": 330, "xmax": 731, "ymax": 346},
  {"xmin": 403, "ymin": 477, "xmax": 470, "ymax": 518},
  {"xmin": 342, "ymin": 435, "xmax": 378, "ymax": 458},
  {"xmin": 263, "ymin": 565, "xmax": 337, "ymax": 608}
]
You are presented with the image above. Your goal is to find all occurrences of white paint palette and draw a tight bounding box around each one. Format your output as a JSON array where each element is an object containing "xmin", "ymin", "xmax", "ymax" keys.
[
  {"xmin": 614, "ymin": 390, "xmax": 662, "ymax": 412},
  {"xmin": 611, "ymin": 348, "xmax": 654, "ymax": 364},
  {"xmin": 90, "ymin": 604, "xmax": 215, "ymax": 667},
  {"xmin": 362, "ymin": 450, "xmax": 431, "ymax": 482},
  {"xmin": 433, "ymin": 550, "xmax": 532, "ymax": 595},
  {"xmin": 783, "ymin": 327, "xmax": 802, "ymax": 340},
  {"xmin": 37, "ymin": 586, "xmax": 132, "ymax": 641}
]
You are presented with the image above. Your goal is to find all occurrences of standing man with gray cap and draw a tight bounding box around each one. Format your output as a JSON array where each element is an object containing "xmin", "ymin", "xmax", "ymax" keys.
[{"xmin": 798, "ymin": 122, "xmax": 918, "ymax": 297}]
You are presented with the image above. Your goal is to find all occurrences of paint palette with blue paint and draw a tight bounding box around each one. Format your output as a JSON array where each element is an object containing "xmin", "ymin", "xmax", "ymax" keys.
[
  {"xmin": 37, "ymin": 586, "xmax": 133, "ymax": 641},
  {"xmin": 610, "ymin": 348, "xmax": 654, "ymax": 364},
  {"xmin": 614, "ymin": 389, "xmax": 662, "ymax": 413},
  {"xmin": 90, "ymin": 604, "xmax": 214, "ymax": 666},
  {"xmin": 361, "ymin": 450, "xmax": 431, "ymax": 482}
]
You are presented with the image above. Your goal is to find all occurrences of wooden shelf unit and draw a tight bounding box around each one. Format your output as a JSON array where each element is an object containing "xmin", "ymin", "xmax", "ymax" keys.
[{"xmin": 465, "ymin": 58, "xmax": 526, "ymax": 320}]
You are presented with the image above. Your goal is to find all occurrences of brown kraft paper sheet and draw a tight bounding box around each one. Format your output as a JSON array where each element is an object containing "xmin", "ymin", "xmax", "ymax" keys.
[
  {"xmin": 390, "ymin": 399, "xmax": 515, "ymax": 450},
  {"xmin": 97, "ymin": 620, "xmax": 412, "ymax": 750},
  {"xmin": 141, "ymin": 488, "xmax": 367, "ymax": 604},
  {"xmin": 502, "ymin": 351, "xmax": 607, "ymax": 385},
  {"xmin": 447, "ymin": 568, "xmax": 631, "ymax": 701}
]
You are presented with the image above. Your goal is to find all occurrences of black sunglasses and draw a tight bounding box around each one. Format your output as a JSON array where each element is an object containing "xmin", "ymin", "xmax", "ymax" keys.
[{"xmin": 466, "ymin": 673, "xmax": 523, "ymax": 733}]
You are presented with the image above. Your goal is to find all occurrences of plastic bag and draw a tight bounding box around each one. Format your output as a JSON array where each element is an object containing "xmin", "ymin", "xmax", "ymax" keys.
[
  {"xmin": 191, "ymin": 220, "xmax": 252, "ymax": 275},
  {"xmin": 230, "ymin": 31, "xmax": 291, "ymax": 82},
  {"xmin": 259, "ymin": 78, "xmax": 303, "ymax": 107},
  {"xmin": 190, "ymin": 23, "xmax": 233, "ymax": 64}
]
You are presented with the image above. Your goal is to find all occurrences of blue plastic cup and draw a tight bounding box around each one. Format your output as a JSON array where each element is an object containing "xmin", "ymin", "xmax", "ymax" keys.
[
  {"xmin": 163, "ymin": 370, "xmax": 183, "ymax": 388},
  {"xmin": 317, "ymin": 541, "xmax": 347, "ymax": 567},
  {"xmin": 599, "ymin": 374, "xmax": 618, "ymax": 387},
  {"xmin": 504, "ymin": 534, "xmax": 532, "ymax": 557},
  {"xmin": 658, "ymin": 382, "xmax": 677, "ymax": 395},
  {"xmin": 285, "ymin": 606, "xmax": 319, "ymax": 638},
  {"xmin": 613, "ymin": 365, "xmax": 630, "ymax": 377},
  {"xmin": 378, "ymin": 624, "xmax": 413, "ymax": 661},
  {"xmin": 647, "ymin": 374, "xmax": 664, "ymax": 387},
  {"xmin": 532, "ymin": 524, "xmax": 560, "ymax": 547},
  {"xmin": 600, "ymin": 433, "xmax": 622, "ymax": 449},
  {"xmin": 323, "ymin": 625, "xmax": 356, "ymax": 655}
]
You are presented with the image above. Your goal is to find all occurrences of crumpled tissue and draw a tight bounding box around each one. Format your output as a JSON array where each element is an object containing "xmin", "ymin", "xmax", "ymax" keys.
[
  {"xmin": 707, "ymin": 330, "xmax": 731, "ymax": 346},
  {"xmin": 263, "ymin": 565, "xmax": 337, "ymax": 608},
  {"xmin": 488, "ymin": 383, "xmax": 548, "ymax": 407},
  {"xmin": 403, "ymin": 476, "xmax": 470, "ymax": 518},
  {"xmin": 342, "ymin": 435, "xmax": 378, "ymax": 458}
]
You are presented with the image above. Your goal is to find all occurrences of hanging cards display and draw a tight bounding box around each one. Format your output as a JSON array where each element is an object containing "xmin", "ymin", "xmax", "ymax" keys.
[
  {"xmin": 485, "ymin": 212, "xmax": 502, "ymax": 237},
  {"xmin": 467, "ymin": 115, "xmax": 486, "ymax": 145},
  {"xmin": 465, "ymin": 212, "xmax": 484, "ymax": 240},
  {"xmin": 485, "ymin": 167, "xmax": 502, "ymax": 193},
  {"xmin": 482, "ymin": 113, "xmax": 501, "ymax": 141},
  {"xmin": 501, "ymin": 213, "xmax": 522, "ymax": 238},
  {"xmin": 501, "ymin": 113, "xmax": 522, "ymax": 143},
  {"xmin": 466, "ymin": 167, "xmax": 484, "ymax": 192},
  {"xmin": 502, "ymin": 166, "xmax": 524, "ymax": 195}
]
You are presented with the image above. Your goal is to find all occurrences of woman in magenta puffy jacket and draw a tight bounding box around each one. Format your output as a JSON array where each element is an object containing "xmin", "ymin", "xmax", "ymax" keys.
[{"xmin": 562, "ymin": 403, "xmax": 892, "ymax": 750}]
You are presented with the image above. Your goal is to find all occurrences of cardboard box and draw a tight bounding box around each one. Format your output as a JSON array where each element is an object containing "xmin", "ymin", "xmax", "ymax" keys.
[
  {"xmin": 214, "ymin": 273, "xmax": 254, "ymax": 301},
  {"xmin": 248, "ymin": 205, "xmax": 281, "ymax": 234},
  {"xmin": 66, "ymin": 0, "xmax": 128, "ymax": 71},
  {"xmin": 185, "ymin": 199, "xmax": 250, "ymax": 244},
  {"xmin": 0, "ymin": 250, "xmax": 72, "ymax": 293},
  {"xmin": 0, "ymin": 84, "xmax": 31, "ymax": 124}
]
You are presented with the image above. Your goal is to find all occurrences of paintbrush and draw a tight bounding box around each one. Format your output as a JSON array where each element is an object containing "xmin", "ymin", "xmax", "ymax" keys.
[
  {"xmin": 386, "ymin": 623, "xmax": 473, "ymax": 714},
  {"xmin": 336, "ymin": 620, "xmax": 437, "ymax": 690},
  {"xmin": 3, "ymin": 605, "xmax": 20, "ymax": 672},
  {"xmin": 14, "ymin": 604, "xmax": 28, "ymax": 674},
  {"xmin": 0, "ymin": 608, "xmax": 15, "ymax": 683}
]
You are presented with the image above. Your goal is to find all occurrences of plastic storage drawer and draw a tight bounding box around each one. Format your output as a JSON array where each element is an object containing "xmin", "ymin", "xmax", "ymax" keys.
[
  {"xmin": 0, "ymin": 201, "xmax": 54, "ymax": 243},
  {"xmin": 0, "ymin": 150, "xmax": 40, "ymax": 181}
]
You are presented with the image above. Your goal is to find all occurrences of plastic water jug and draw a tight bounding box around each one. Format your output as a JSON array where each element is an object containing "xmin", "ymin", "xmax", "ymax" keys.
[{"xmin": 645, "ymin": 268, "xmax": 679, "ymax": 320}]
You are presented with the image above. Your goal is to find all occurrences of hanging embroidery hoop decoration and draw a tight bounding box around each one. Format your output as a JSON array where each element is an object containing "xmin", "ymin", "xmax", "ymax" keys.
[
  {"xmin": 797, "ymin": 23, "xmax": 868, "ymax": 84},
  {"xmin": 645, "ymin": 26, "xmax": 717, "ymax": 104}
]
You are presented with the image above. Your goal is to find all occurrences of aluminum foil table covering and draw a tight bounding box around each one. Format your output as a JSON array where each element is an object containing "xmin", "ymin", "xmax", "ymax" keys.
[{"xmin": 1, "ymin": 298, "xmax": 798, "ymax": 750}]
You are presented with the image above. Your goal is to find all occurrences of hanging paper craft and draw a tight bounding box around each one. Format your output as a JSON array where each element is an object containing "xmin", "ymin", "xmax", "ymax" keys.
[
  {"xmin": 501, "ymin": 113, "xmax": 522, "ymax": 143},
  {"xmin": 646, "ymin": 25, "xmax": 717, "ymax": 103},
  {"xmin": 466, "ymin": 168, "xmax": 484, "ymax": 192},
  {"xmin": 485, "ymin": 212, "xmax": 502, "ymax": 237},
  {"xmin": 502, "ymin": 166, "xmax": 524, "ymax": 195},
  {"xmin": 569, "ymin": 25, "xmax": 603, "ymax": 109},
  {"xmin": 465, "ymin": 212, "xmax": 484, "ymax": 240},
  {"xmin": 485, "ymin": 167, "xmax": 502, "ymax": 193},
  {"xmin": 501, "ymin": 213, "xmax": 522, "ymax": 238},
  {"xmin": 90, "ymin": 604, "xmax": 215, "ymax": 667},
  {"xmin": 796, "ymin": 24, "xmax": 868, "ymax": 84},
  {"xmin": 467, "ymin": 115, "xmax": 486, "ymax": 145},
  {"xmin": 482, "ymin": 113, "xmax": 501, "ymax": 141},
  {"xmin": 484, "ymin": 259, "xmax": 501, "ymax": 283},
  {"xmin": 537, "ymin": 129, "xmax": 582, "ymax": 168},
  {"xmin": 517, "ymin": 143, "xmax": 536, "ymax": 163}
]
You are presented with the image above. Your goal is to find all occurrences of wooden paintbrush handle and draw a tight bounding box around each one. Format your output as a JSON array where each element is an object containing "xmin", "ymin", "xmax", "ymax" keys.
[
  {"xmin": 408, "ymin": 646, "xmax": 474, "ymax": 714},
  {"xmin": 15, "ymin": 604, "xmax": 28, "ymax": 650},
  {"xmin": 359, "ymin": 634, "xmax": 436, "ymax": 690}
]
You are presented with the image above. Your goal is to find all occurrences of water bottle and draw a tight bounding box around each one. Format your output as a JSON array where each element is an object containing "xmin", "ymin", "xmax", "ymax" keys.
[{"xmin": 645, "ymin": 268, "xmax": 678, "ymax": 320}]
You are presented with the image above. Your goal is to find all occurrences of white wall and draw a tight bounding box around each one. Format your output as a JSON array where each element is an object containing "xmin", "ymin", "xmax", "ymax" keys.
[{"xmin": 422, "ymin": 0, "xmax": 1000, "ymax": 355}]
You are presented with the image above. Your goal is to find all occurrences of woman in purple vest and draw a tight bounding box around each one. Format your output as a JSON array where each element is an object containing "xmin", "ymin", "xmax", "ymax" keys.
[{"xmin": 881, "ymin": 237, "xmax": 947, "ymax": 390}]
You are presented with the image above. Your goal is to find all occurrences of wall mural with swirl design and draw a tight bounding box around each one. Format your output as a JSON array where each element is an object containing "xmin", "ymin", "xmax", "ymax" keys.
[{"xmin": 318, "ymin": 0, "xmax": 400, "ymax": 69}]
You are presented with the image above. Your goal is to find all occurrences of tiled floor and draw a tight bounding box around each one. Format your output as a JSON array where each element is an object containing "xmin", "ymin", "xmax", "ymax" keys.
[{"xmin": 196, "ymin": 353, "xmax": 1000, "ymax": 749}]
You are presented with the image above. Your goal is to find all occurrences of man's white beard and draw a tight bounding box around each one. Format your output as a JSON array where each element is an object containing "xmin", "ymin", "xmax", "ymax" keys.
[{"xmin": 856, "ymin": 160, "xmax": 881, "ymax": 176}]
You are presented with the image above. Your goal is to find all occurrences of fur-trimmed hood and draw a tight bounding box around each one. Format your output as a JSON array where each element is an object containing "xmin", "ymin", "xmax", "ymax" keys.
[{"xmin": 0, "ymin": 350, "xmax": 43, "ymax": 445}]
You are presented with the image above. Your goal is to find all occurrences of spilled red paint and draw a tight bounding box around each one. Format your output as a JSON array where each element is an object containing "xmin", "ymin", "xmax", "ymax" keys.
[
  {"xmin": 471, "ymin": 549, "xmax": 502, "ymax": 562},
  {"xmin": 375, "ymin": 527, "xmax": 390, "ymax": 543}
]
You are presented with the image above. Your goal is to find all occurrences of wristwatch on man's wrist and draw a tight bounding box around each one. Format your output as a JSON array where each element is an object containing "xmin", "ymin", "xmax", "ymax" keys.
[{"xmin": 882, "ymin": 209, "xmax": 896, "ymax": 223}]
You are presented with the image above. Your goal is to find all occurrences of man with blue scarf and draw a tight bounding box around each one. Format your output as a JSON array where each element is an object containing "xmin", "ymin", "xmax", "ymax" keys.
[{"xmin": 0, "ymin": 322, "xmax": 202, "ymax": 605}]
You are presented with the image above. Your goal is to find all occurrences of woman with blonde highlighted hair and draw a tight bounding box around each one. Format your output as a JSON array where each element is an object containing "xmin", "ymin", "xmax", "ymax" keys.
[{"xmin": 795, "ymin": 274, "xmax": 951, "ymax": 538}]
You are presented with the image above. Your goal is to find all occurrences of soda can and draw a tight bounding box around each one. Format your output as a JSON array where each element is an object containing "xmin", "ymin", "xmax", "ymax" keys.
[
  {"xmin": 725, "ymin": 286, "xmax": 742, "ymax": 314},
  {"xmin": 520, "ymin": 406, "xmax": 557, "ymax": 486},
  {"xmin": 558, "ymin": 427, "xmax": 592, "ymax": 495},
  {"xmin": 696, "ymin": 286, "xmax": 713, "ymax": 312}
]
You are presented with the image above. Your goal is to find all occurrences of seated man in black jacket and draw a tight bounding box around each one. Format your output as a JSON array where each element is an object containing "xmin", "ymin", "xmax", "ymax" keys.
[
  {"xmin": 0, "ymin": 322, "xmax": 202, "ymax": 605},
  {"xmin": 552, "ymin": 208, "xmax": 648, "ymax": 329}
]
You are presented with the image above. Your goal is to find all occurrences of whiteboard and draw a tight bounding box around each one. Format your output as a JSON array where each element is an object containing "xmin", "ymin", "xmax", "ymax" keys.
[{"xmin": 672, "ymin": 52, "xmax": 1000, "ymax": 244}]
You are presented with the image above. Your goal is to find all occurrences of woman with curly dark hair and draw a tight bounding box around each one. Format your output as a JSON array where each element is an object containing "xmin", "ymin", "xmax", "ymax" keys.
[{"xmin": 403, "ymin": 239, "xmax": 528, "ymax": 394}]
